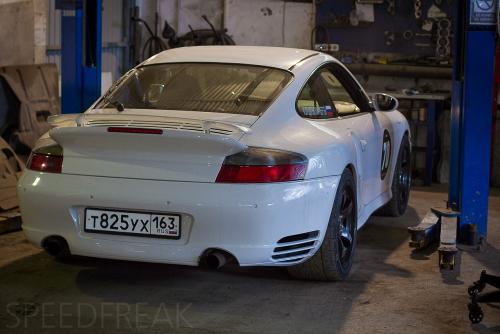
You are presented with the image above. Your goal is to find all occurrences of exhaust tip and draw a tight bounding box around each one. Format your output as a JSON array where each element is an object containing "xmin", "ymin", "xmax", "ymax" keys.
[
  {"xmin": 200, "ymin": 249, "xmax": 235, "ymax": 270},
  {"xmin": 41, "ymin": 236, "xmax": 70, "ymax": 259},
  {"xmin": 205, "ymin": 252, "xmax": 226, "ymax": 270}
]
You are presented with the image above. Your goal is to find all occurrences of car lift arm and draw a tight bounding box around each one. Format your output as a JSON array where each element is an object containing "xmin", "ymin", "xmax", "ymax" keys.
[{"xmin": 56, "ymin": 0, "xmax": 102, "ymax": 114}]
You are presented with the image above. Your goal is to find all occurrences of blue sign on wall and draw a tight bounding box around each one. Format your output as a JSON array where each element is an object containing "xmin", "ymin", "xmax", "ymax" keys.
[{"xmin": 470, "ymin": 0, "xmax": 497, "ymax": 25}]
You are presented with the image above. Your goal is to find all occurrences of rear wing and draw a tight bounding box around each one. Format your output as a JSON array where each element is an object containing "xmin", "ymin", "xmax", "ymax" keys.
[
  {"xmin": 47, "ymin": 123, "xmax": 248, "ymax": 181},
  {"xmin": 47, "ymin": 113, "xmax": 251, "ymax": 139},
  {"xmin": 49, "ymin": 125, "xmax": 247, "ymax": 158}
]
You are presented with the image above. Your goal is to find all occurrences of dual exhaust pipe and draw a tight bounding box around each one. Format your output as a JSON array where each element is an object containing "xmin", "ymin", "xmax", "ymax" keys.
[
  {"xmin": 42, "ymin": 237, "xmax": 232, "ymax": 270},
  {"xmin": 41, "ymin": 236, "xmax": 70, "ymax": 259},
  {"xmin": 200, "ymin": 250, "xmax": 233, "ymax": 270}
]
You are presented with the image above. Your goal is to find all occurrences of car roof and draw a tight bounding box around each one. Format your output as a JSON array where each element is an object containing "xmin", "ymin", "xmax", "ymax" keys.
[{"xmin": 142, "ymin": 46, "xmax": 320, "ymax": 70}]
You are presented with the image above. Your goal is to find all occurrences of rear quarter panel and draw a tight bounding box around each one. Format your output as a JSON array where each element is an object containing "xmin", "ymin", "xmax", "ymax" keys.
[{"xmin": 241, "ymin": 54, "xmax": 361, "ymax": 179}]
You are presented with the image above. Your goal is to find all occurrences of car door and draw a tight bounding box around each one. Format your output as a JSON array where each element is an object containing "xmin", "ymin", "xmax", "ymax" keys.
[{"xmin": 317, "ymin": 65, "xmax": 393, "ymax": 207}]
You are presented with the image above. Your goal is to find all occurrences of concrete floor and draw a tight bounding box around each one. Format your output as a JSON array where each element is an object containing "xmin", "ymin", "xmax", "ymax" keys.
[{"xmin": 0, "ymin": 186, "xmax": 499, "ymax": 333}]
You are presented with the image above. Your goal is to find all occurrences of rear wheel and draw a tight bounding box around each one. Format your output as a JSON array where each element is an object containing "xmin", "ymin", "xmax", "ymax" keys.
[
  {"xmin": 288, "ymin": 168, "xmax": 356, "ymax": 281},
  {"xmin": 377, "ymin": 134, "xmax": 411, "ymax": 217}
]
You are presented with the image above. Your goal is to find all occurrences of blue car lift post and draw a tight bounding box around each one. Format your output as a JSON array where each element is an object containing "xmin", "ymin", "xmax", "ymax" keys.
[
  {"xmin": 408, "ymin": 1, "xmax": 497, "ymax": 269},
  {"xmin": 56, "ymin": 0, "xmax": 102, "ymax": 114}
]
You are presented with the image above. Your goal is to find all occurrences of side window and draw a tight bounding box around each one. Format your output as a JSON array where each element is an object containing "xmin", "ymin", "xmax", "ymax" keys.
[
  {"xmin": 319, "ymin": 69, "xmax": 361, "ymax": 116},
  {"xmin": 296, "ymin": 73, "xmax": 336, "ymax": 119}
]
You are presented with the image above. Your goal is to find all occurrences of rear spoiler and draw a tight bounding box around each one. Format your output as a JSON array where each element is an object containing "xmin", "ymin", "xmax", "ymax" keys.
[
  {"xmin": 47, "ymin": 113, "xmax": 251, "ymax": 138},
  {"xmin": 49, "ymin": 125, "xmax": 248, "ymax": 159}
]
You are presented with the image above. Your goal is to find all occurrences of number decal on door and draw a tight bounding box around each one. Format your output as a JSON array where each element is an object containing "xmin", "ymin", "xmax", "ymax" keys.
[{"xmin": 381, "ymin": 130, "xmax": 392, "ymax": 180}]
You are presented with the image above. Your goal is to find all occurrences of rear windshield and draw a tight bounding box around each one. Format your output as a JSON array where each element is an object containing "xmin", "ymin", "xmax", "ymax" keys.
[{"xmin": 95, "ymin": 63, "xmax": 293, "ymax": 116}]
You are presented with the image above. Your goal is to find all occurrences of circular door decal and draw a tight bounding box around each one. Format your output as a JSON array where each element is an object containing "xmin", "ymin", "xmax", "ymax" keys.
[{"xmin": 381, "ymin": 130, "xmax": 392, "ymax": 180}]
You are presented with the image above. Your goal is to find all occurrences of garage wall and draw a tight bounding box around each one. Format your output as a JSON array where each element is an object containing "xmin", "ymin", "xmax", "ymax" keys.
[
  {"xmin": 0, "ymin": 0, "xmax": 129, "ymax": 81},
  {"xmin": 0, "ymin": 0, "xmax": 47, "ymax": 66},
  {"xmin": 152, "ymin": 0, "xmax": 314, "ymax": 49},
  {"xmin": 0, "ymin": 0, "xmax": 313, "ymax": 88},
  {"xmin": 225, "ymin": 0, "xmax": 313, "ymax": 48}
]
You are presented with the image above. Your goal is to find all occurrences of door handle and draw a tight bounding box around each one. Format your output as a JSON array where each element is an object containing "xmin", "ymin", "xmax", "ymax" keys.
[{"xmin": 360, "ymin": 139, "xmax": 368, "ymax": 151}]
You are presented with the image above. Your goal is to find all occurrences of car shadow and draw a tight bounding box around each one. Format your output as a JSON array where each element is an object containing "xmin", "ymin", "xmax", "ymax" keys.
[{"xmin": 0, "ymin": 202, "xmax": 424, "ymax": 333}]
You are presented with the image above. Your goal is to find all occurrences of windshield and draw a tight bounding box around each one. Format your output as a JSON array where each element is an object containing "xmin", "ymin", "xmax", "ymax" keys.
[{"xmin": 95, "ymin": 63, "xmax": 293, "ymax": 116}]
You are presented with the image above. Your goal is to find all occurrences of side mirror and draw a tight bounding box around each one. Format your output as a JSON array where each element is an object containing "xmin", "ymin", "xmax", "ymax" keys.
[{"xmin": 372, "ymin": 93, "xmax": 399, "ymax": 112}]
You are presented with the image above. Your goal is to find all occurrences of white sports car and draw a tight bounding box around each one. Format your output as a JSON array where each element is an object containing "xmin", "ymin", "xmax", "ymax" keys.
[{"xmin": 18, "ymin": 46, "xmax": 410, "ymax": 281}]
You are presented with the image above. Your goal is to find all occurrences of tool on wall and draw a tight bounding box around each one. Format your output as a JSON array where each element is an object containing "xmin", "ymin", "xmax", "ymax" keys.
[
  {"xmin": 384, "ymin": 30, "xmax": 396, "ymax": 46},
  {"xmin": 131, "ymin": 13, "xmax": 167, "ymax": 62},
  {"xmin": 326, "ymin": 12, "xmax": 352, "ymax": 27},
  {"xmin": 414, "ymin": 0, "xmax": 423, "ymax": 19},
  {"xmin": 314, "ymin": 0, "xmax": 454, "ymax": 65},
  {"xmin": 131, "ymin": 13, "xmax": 235, "ymax": 62},
  {"xmin": 386, "ymin": 0, "xmax": 396, "ymax": 15},
  {"xmin": 162, "ymin": 15, "xmax": 235, "ymax": 49},
  {"xmin": 403, "ymin": 30, "xmax": 414, "ymax": 40},
  {"xmin": 435, "ymin": 18, "xmax": 451, "ymax": 60},
  {"xmin": 414, "ymin": 42, "xmax": 432, "ymax": 47},
  {"xmin": 349, "ymin": 9, "xmax": 360, "ymax": 26},
  {"xmin": 421, "ymin": 19, "xmax": 434, "ymax": 32},
  {"xmin": 311, "ymin": 25, "xmax": 329, "ymax": 50}
]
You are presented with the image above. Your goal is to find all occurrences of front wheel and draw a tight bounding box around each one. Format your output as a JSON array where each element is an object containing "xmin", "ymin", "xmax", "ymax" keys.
[
  {"xmin": 288, "ymin": 168, "xmax": 357, "ymax": 281},
  {"xmin": 377, "ymin": 134, "xmax": 411, "ymax": 217}
]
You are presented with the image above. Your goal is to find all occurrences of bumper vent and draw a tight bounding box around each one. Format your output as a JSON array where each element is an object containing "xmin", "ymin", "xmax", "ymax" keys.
[{"xmin": 271, "ymin": 230, "xmax": 320, "ymax": 264}]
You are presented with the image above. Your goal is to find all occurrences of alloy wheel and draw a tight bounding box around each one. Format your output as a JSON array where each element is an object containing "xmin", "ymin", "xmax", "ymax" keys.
[{"xmin": 337, "ymin": 186, "xmax": 355, "ymax": 268}]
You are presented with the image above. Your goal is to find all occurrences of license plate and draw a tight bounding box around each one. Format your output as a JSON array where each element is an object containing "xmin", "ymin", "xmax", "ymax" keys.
[{"xmin": 84, "ymin": 208, "xmax": 181, "ymax": 239}]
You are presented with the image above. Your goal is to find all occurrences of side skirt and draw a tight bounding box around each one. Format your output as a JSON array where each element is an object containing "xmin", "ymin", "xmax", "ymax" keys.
[{"xmin": 357, "ymin": 190, "xmax": 392, "ymax": 229}]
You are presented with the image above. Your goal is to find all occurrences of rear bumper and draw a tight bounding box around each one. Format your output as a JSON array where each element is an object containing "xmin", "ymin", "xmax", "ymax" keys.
[{"xmin": 18, "ymin": 171, "xmax": 340, "ymax": 266}]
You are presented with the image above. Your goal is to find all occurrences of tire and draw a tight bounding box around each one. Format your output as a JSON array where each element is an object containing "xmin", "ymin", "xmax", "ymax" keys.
[
  {"xmin": 288, "ymin": 168, "xmax": 357, "ymax": 281},
  {"xmin": 376, "ymin": 134, "xmax": 411, "ymax": 217}
]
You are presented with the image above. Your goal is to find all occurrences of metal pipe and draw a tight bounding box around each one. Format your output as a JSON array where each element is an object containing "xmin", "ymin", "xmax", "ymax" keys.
[{"xmin": 346, "ymin": 63, "xmax": 452, "ymax": 79}]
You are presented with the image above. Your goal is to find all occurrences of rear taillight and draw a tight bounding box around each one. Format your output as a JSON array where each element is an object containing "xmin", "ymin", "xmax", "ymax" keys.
[
  {"xmin": 216, "ymin": 147, "xmax": 307, "ymax": 183},
  {"xmin": 27, "ymin": 144, "xmax": 63, "ymax": 173}
]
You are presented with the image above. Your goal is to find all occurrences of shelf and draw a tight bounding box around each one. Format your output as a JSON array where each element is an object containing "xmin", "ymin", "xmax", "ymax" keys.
[{"xmin": 409, "ymin": 120, "xmax": 429, "ymax": 126}]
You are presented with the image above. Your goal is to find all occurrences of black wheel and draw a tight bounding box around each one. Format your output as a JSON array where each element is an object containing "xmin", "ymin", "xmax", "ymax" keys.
[
  {"xmin": 288, "ymin": 168, "xmax": 357, "ymax": 281},
  {"xmin": 468, "ymin": 304, "xmax": 484, "ymax": 324},
  {"xmin": 377, "ymin": 134, "xmax": 411, "ymax": 217},
  {"xmin": 468, "ymin": 279, "xmax": 486, "ymax": 296},
  {"xmin": 468, "ymin": 286, "xmax": 478, "ymax": 297}
]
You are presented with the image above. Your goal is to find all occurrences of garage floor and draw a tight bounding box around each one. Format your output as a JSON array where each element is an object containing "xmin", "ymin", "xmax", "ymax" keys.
[{"xmin": 0, "ymin": 186, "xmax": 499, "ymax": 333}]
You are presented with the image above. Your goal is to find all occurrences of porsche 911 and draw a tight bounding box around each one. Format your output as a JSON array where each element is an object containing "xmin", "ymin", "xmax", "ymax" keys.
[{"xmin": 18, "ymin": 46, "xmax": 411, "ymax": 281}]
